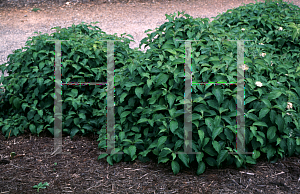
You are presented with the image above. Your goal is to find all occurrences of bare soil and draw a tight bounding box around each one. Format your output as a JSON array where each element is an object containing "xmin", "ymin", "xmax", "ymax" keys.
[{"xmin": 1, "ymin": 0, "xmax": 300, "ymax": 193}]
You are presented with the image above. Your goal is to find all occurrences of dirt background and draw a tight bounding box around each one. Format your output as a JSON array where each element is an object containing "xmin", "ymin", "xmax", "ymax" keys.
[{"xmin": 0, "ymin": 0, "xmax": 281, "ymax": 87}]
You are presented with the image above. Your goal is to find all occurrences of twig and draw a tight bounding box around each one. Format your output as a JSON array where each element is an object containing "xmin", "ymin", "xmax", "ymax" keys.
[
  {"xmin": 271, "ymin": 171, "xmax": 285, "ymax": 178},
  {"xmin": 231, "ymin": 179, "xmax": 239, "ymax": 186},
  {"xmin": 240, "ymin": 171, "xmax": 254, "ymax": 175},
  {"xmin": 139, "ymin": 173, "xmax": 149, "ymax": 179},
  {"xmin": 86, "ymin": 180, "xmax": 103, "ymax": 191}
]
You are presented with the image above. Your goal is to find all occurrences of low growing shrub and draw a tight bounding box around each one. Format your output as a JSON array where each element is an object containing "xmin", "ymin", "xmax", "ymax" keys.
[
  {"xmin": 1, "ymin": 0, "xmax": 300, "ymax": 175},
  {"xmin": 98, "ymin": 0, "xmax": 300, "ymax": 175},
  {"xmin": 0, "ymin": 21, "xmax": 143, "ymax": 138}
]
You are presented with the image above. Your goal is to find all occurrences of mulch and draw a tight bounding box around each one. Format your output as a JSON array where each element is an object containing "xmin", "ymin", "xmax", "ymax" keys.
[{"xmin": 1, "ymin": 127, "xmax": 300, "ymax": 193}]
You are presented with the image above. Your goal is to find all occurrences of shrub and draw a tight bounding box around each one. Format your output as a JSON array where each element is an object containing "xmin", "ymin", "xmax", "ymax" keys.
[
  {"xmin": 98, "ymin": 0, "xmax": 300, "ymax": 175},
  {"xmin": 0, "ymin": 21, "xmax": 142, "ymax": 138},
  {"xmin": 1, "ymin": 0, "xmax": 300, "ymax": 176}
]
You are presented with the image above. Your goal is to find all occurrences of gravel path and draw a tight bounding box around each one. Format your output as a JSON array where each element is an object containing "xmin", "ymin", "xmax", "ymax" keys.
[{"xmin": 1, "ymin": 0, "xmax": 297, "ymax": 89}]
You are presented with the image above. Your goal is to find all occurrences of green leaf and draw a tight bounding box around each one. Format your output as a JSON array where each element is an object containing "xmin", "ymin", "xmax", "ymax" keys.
[
  {"xmin": 155, "ymin": 73, "xmax": 169, "ymax": 87},
  {"xmin": 205, "ymin": 157, "xmax": 217, "ymax": 166},
  {"xmin": 296, "ymin": 138, "xmax": 300, "ymax": 146},
  {"xmin": 252, "ymin": 150, "xmax": 260, "ymax": 159},
  {"xmin": 98, "ymin": 153, "xmax": 108, "ymax": 160},
  {"xmin": 245, "ymin": 96, "xmax": 257, "ymax": 105},
  {"xmin": 148, "ymin": 96, "xmax": 157, "ymax": 104},
  {"xmin": 70, "ymin": 89, "xmax": 78, "ymax": 98},
  {"xmin": 70, "ymin": 128, "xmax": 79, "ymax": 138},
  {"xmin": 159, "ymin": 147, "xmax": 172, "ymax": 158},
  {"xmin": 207, "ymin": 100, "xmax": 219, "ymax": 111},
  {"xmin": 22, "ymin": 103, "xmax": 29, "ymax": 112},
  {"xmin": 39, "ymin": 61, "xmax": 45, "ymax": 70},
  {"xmin": 212, "ymin": 127, "xmax": 223, "ymax": 140},
  {"xmin": 171, "ymin": 160, "xmax": 180, "ymax": 175},
  {"xmin": 124, "ymin": 82, "xmax": 137, "ymax": 89},
  {"xmin": 34, "ymin": 88, "xmax": 39, "ymax": 98},
  {"xmin": 172, "ymin": 58, "xmax": 185, "ymax": 65},
  {"xmin": 158, "ymin": 157, "xmax": 169, "ymax": 164},
  {"xmin": 121, "ymin": 111, "xmax": 131, "ymax": 118},
  {"xmin": 212, "ymin": 141, "xmax": 221, "ymax": 153},
  {"xmin": 107, "ymin": 155, "xmax": 113, "ymax": 165},
  {"xmin": 252, "ymin": 121, "xmax": 268, "ymax": 127},
  {"xmin": 196, "ymin": 152, "xmax": 204, "ymax": 163},
  {"xmin": 174, "ymin": 139, "xmax": 183, "ymax": 150},
  {"xmin": 224, "ymin": 128, "xmax": 234, "ymax": 142},
  {"xmin": 128, "ymin": 62, "xmax": 136, "ymax": 75},
  {"xmin": 266, "ymin": 146, "xmax": 276, "ymax": 161},
  {"xmin": 212, "ymin": 86, "xmax": 223, "ymax": 105},
  {"xmin": 197, "ymin": 161, "xmax": 206, "ymax": 175},
  {"xmin": 205, "ymin": 118, "xmax": 214, "ymax": 131},
  {"xmin": 167, "ymin": 93, "xmax": 176, "ymax": 108},
  {"xmin": 259, "ymin": 107, "xmax": 270, "ymax": 119},
  {"xmin": 219, "ymin": 107, "xmax": 229, "ymax": 115},
  {"xmin": 198, "ymin": 130, "xmax": 204, "ymax": 143},
  {"xmin": 71, "ymin": 100, "xmax": 78, "ymax": 110},
  {"xmin": 202, "ymin": 138, "xmax": 210, "ymax": 148},
  {"xmin": 147, "ymin": 79, "xmax": 152, "ymax": 88},
  {"xmin": 37, "ymin": 125, "xmax": 44, "ymax": 135},
  {"xmin": 120, "ymin": 93, "xmax": 128, "ymax": 103},
  {"xmin": 213, "ymin": 116, "xmax": 221, "ymax": 129},
  {"xmin": 276, "ymin": 138, "xmax": 282, "ymax": 146},
  {"xmin": 135, "ymin": 87, "xmax": 143, "ymax": 99},
  {"xmin": 73, "ymin": 118, "xmax": 80, "ymax": 126},
  {"xmin": 267, "ymin": 90, "xmax": 282, "ymax": 100},
  {"xmin": 246, "ymin": 112, "xmax": 259, "ymax": 122},
  {"xmin": 119, "ymin": 131, "xmax": 125, "ymax": 141},
  {"xmin": 267, "ymin": 126, "xmax": 277, "ymax": 140},
  {"xmin": 29, "ymin": 124, "xmax": 36, "ymax": 134},
  {"xmin": 275, "ymin": 115, "xmax": 284, "ymax": 132},
  {"xmin": 165, "ymin": 13, "xmax": 174, "ymax": 22},
  {"xmin": 261, "ymin": 98, "xmax": 272, "ymax": 108},
  {"xmin": 37, "ymin": 77, "xmax": 44, "ymax": 87},
  {"xmin": 204, "ymin": 146, "xmax": 217, "ymax": 156},
  {"xmin": 33, "ymin": 52, "xmax": 38, "ymax": 60},
  {"xmin": 157, "ymin": 136, "xmax": 168, "ymax": 148},
  {"xmin": 148, "ymin": 119, "xmax": 154, "ymax": 127},
  {"xmin": 37, "ymin": 110, "xmax": 43, "ymax": 118},
  {"xmin": 78, "ymin": 113, "xmax": 86, "ymax": 120},
  {"xmin": 111, "ymin": 148, "xmax": 121, "ymax": 156},
  {"xmin": 137, "ymin": 118, "xmax": 148, "ymax": 124},
  {"xmin": 246, "ymin": 156, "xmax": 256, "ymax": 164},
  {"xmin": 287, "ymin": 138, "xmax": 295, "ymax": 156},
  {"xmin": 256, "ymin": 135, "xmax": 264, "ymax": 146},
  {"xmin": 165, "ymin": 48, "xmax": 177, "ymax": 55},
  {"xmin": 170, "ymin": 120, "xmax": 178, "ymax": 133},
  {"xmin": 171, "ymin": 152, "xmax": 176, "ymax": 160},
  {"xmin": 139, "ymin": 149, "xmax": 151, "ymax": 157},
  {"xmin": 128, "ymin": 145, "xmax": 137, "ymax": 160},
  {"xmin": 13, "ymin": 98, "xmax": 21, "ymax": 109},
  {"xmin": 216, "ymin": 150, "xmax": 228, "ymax": 166},
  {"xmin": 178, "ymin": 153, "xmax": 190, "ymax": 168},
  {"xmin": 123, "ymin": 139, "xmax": 133, "ymax": 144}
]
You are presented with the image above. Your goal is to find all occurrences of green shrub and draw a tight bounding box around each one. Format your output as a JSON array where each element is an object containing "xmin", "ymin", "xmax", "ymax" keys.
[
  {"xmin": 1, "ymin": 0, "xmax": 300, "ymax": 176},
  {"xmin": 0, "ymin": 21, "xmax": 142, "ymax": 138},
  {"xmin": 98, "ymin": 0, "xmax": 300, "ymax": 175}
]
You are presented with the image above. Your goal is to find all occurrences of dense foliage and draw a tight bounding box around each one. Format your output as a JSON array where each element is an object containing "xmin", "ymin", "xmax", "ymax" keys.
[
  {"xmin": 1, "ymin": 0, "xmax": 300, "ymax": 175},
  {"xmin": 0, "ymin": 21, "xmax": 142, "ymax": 137}
]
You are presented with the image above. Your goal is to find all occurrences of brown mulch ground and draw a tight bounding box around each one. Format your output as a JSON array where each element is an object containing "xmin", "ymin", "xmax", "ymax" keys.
[
  {"xmin": 1, "ymin": 127, "xmax": 300, "ymax": 194},
  {"xmin": 1, "ymin": 0, "xmax": 300, "ymax": 193}
]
